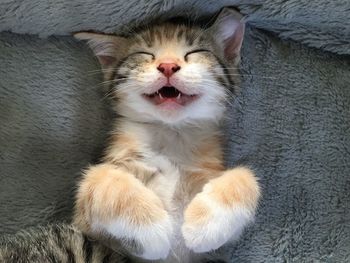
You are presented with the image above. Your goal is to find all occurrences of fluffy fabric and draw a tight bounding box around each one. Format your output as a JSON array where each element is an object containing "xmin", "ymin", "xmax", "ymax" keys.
[
  {"xmin": 0, "ymin": 0, "xmax": 350, "ymax": 261},
  {"xmin": 1, "ymin": 0, "xmax": 349, "ymax": 54}
]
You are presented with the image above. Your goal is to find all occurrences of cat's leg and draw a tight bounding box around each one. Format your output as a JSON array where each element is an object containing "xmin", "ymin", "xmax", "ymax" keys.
[
  {"xmin": 74, "ymin": 163, "xmax": 172, "ymax": 260},
  {"xmin": 182, "ymin": 167, "xmax": 260, "ymax": 253}
]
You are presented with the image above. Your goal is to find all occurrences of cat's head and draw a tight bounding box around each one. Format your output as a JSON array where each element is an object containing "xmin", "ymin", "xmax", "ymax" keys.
[{"xmin": 75, "ymin": 8, "xmax": 244, "ymax": 125}]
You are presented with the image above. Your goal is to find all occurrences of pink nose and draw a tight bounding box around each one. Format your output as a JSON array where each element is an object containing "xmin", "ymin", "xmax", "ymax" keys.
[{"xmin": 157, "ymin": 63, "xmax": 181, "ymax": 77}]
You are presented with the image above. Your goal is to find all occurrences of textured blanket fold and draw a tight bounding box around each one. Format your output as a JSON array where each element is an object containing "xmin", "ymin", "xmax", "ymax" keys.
[
  {"xmin": 1, "ymin": 0, "xmax": 349, "ymax": 54},
  {"xmin": 1, "ymin": 0, "xmax": 350, "ymax": 261}
]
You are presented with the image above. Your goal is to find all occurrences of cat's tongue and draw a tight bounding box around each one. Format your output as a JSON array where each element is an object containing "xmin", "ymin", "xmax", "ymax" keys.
[
  {"xmin": 144, "ymin": 86, "xmax": 198, "ymax": 107},
  {"xmin": 155, "ymin": 88, "xmax": 190, "ymax": 105}
]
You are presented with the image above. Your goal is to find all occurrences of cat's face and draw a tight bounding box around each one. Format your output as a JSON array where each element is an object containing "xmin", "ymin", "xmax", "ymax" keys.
[{"xmin": 76, "ymin": 8, "xmax": 244, "ymax": 125}]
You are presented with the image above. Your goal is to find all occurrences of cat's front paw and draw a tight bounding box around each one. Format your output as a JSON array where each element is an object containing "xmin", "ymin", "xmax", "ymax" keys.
[
  {"xmin": 74, "ymin": 163, "xmax": 173, "ymax": 260},
  {"xmin": 182, "ymin": 167, "xmax": 260, "ymax": 253},
  {"xmin": 100, "ymin": 212, "xmax": 173, "ymax": 260}
]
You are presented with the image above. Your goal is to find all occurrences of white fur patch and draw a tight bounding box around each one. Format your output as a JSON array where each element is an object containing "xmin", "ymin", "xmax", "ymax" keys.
[
  {"xmin": 182, "ymin": 194, "xmax": 253, "ymax": 253},
  {"xmin": 92, "ymin": 216, "xmax": 173, "ymax": 260}
]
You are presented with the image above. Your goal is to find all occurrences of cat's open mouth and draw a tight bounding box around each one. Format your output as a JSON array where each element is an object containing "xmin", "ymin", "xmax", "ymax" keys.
[{"xmin": 143, "ymin": 86, "xmax": 198, "ymax": 106}]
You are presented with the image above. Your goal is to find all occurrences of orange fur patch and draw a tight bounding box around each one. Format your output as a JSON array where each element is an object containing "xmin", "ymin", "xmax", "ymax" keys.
[
  {"xmin": 209, "ymin": 167, "xmax": 260, "ymax": 210},
  {"xmin": 184, "ymin": 135, "xmax": 225, "ymax": 196},
  {"xmin": 194, "ymin": 135, "xmax": 224, "ymax": 172},
  {"xmin": 74, "ymin": 164, "xmax": 167, "ymax": 231},
  {"xmin": 183, "ymin": 197, "xmax": 212, "ymax": 225},
  {"xmin": 101, "ymin": 133, "xmax": 157, "ymax": 183},
  {"xmin": 103, "ymin": 133, "xmax": 140, "ymax": 162}
]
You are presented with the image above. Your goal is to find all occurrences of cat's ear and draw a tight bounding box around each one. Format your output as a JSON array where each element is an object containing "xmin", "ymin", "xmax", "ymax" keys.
[
  {"xmin": 74, "ymin": 32, "xmax": 127, "ymax": 67},
  {"xmin": 210, "ymin": 8, "xmax": 245, "ymax": 61}
]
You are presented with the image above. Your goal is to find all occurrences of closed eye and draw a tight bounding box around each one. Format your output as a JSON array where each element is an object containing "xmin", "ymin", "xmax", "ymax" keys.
[
  {"xmin": 128, "ymin": 51, "xmax": 155, "ymax": 59},
  {"xmin": 184, "ymin": 49, "xmax": 211, "ymax": 61}
]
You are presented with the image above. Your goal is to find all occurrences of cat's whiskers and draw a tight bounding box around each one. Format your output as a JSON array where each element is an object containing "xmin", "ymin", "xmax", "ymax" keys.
[
  {"xmin": 180, "ymin": 75, "xmax": 238, "ymax": 107},
  {"xmin": 87, "ymin": 66, "xmax": 135, "ymax": 75},
  {"xmin": 115, "ymin": 85, "xmax": 142, "ymax": 93},
  {"xmin": 87, "ymin": 69, "xmax": 107, "ymax": 74},
  {"xmin": 100, "ymin": 83, "xmax": 141, "ymax": 101},
  {"xmin": 95, "ymin": 80, "xmax": 142, "ymax": 100},
  {"xmin": 212, "ymin": 67, "xmax": 240, "ymax": 70},
  {"xmin": 211, "ymin": 66, "xmax": 276, "ymax": 79},
  {"xmin": 213, "ymin": 73, "xmax": 277, "ymax": 79},
  {"xmin": 101, "ymin": 77, "xmax": 140, "ymax": 85}
]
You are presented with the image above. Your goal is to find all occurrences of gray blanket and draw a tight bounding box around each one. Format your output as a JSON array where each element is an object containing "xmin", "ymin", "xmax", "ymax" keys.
[{"xmin": 1, "ymin": 0, "xmax": 350, "ymax": 261}]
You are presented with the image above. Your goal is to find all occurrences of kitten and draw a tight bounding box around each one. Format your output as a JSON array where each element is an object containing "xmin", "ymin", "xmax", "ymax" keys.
[
  {"xmin": 73, "ymin": 7, "xmax": 260, "ymax": 263},
  {"xmin": 0, "ymin": 224, "xmax": 129, "ymax": 263}
]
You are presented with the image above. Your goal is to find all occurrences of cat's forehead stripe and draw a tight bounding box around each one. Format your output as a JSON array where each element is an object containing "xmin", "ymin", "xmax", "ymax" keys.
[
  {"xmin": 136, "ymin": 24, "xmax": 202, "ymax": 47},
  {"xmin": 177, "ymin": 29, "xmax": 184, "ymax": 40}
]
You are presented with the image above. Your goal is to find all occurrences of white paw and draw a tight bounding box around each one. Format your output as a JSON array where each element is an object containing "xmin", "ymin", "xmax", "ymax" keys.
[
  {"xmin": 135, "ymin": 218, "xmax": 173, "ymax": 260},
  {"xmin": 93, "ymin": 216, "xmax": 173, "ymax": 260},
  {"xmin": 182, "ymin": 196, "xmax": 253, "ymax": 253}
]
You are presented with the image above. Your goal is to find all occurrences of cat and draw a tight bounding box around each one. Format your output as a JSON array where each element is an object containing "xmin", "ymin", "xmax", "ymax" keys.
[
  {"xmin": 72, "ymin": 7, "xmax": 261, "ymax": 263},
  {"xmin": 0, "ymin": 7, "xmax": 260, "ymax": 263},
  {"xmin": 0, "ymin": 224, "xmax": 129, "ymax": 263}
]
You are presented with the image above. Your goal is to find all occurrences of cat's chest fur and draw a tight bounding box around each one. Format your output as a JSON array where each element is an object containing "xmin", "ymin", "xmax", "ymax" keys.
[
  {"xmin": 140, "ymin": 123, "xmax": 206, "ymax": 203},
  {"xmin": 119, "ymin": 121, "xmax": 222, "ymax": 262},
  {"xmin": 120, "ymin": 120, "xmax": 222, "ymax": 200}
]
